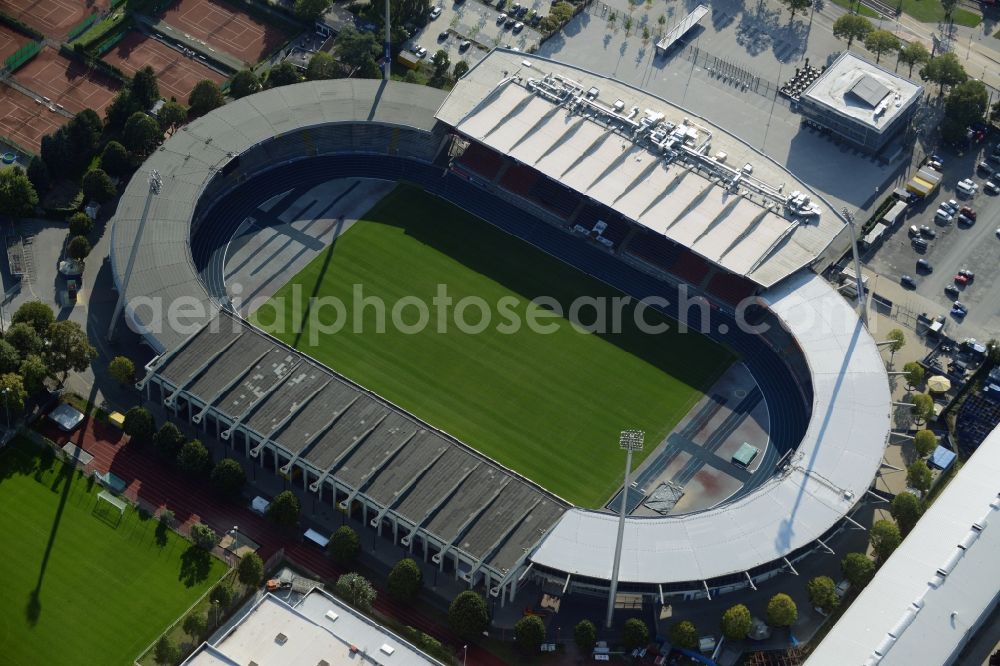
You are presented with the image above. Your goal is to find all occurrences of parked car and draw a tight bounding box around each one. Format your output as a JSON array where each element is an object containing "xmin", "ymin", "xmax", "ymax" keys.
[
  {"xmin": 916, "ymin": 258, "xmax": 932, "ymax": 272},
  {"xmin": 901, "ymin": 275, "xmax": 916, "ymax": 288},
  {"xmin": 908, "ymin": 225, "xmax": 920, "ymax": 236},
  {"xmin": 919, "ymin": 225, "xmax": 936, "ymax": 239},
  {"xmin": 985, "ymin": 180, "xmax": 999, "ymax": 195},
  {"xmin": 429, "ymin": 6, "xmax": 442, "ymax": 18},
  {"xmin": 413, "ymin": 45, "xmax": 427, "ymax": 58},
  {"xmin": 944, "ymin": 283, "xmax": 959, "ymax": 296},
  {"xmin": 943, "ymin": 199, "xmax": 959, "ymax": 212},
  {"xmin": 959, "ymin": 206, "xmax": 977, "ymax": 220},
  {"xmin": 954, "ymin": 273, "xmax": 969, "ymax": 285},
  {"xmin": 497, "ymin": 12, "xmax": 507, "ymax": 23},
  {"xmin": 957, "ymin": 213, "xmax": 974, "ymax": 226},
  {"xmin": 912, "ymin": 238, "xmax": 928, "ymax": 251},
  {"xmin": 438, "ymin": 30, "xmax": 449, "ymax": 40},
  {"xmin": 957, "ymin": 178, "xmax": 977, "ymax": 196},
  {"xmin": 934, "ymin": 210, "xmax": 953, "ymax": 223},
  {"xmin": 505, "ymin": 16, "xmax": 516, "ymax": 27},
  {"xmin": 459, "ymin": 40, "xmax": 471, "ymax": 51},
  {"xmin": 513, "ymin": 21, "xmax": 524, "ymax": 32},
  {"xmin": 953, "ymin": 300, "xmax": 968, "ymax": 313},
  {"xmin": 978, "ymin": 161, "xmax": 995, "ymax": 176},
  {"xmin": 958, "ymin": 269, "xmax": 974, "ymax": 281}
]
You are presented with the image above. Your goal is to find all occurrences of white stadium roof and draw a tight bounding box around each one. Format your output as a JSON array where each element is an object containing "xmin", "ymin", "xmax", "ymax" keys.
[
  {"xmin": 807, "ymin": 424, "xmax": 1000, "ymax": 666},
  {"xmin": 437, "ymin": 50, "xmax": 846, "ymax": 288},
  {"xmin": 529, "ymin": 271, "xmax": 890, "ymax": 583}
]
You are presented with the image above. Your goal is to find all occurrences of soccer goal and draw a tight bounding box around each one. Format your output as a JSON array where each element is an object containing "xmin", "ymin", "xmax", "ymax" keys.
[{"xmin": 93, "ymin": 490, "xmax": 128, "ymax": 528}]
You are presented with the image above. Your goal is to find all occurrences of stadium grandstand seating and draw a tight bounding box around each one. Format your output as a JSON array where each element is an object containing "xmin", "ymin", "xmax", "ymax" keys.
[
  {"xmin": 527, "ymin": 176, "xmax": 580, "ymax": 219},
  {"xmin": 955, "ymin": 393, "xmax": 1000, "ymax": 454},
  {"xmin": 457, "ymin": 142, "xmax": 505, "ymax": 180},
  {"xmin": 670, "ymin": 252, "xmax": 712, "ymax": 286},
  {"xmin": 573, "ymin": 204, "xmax": 631, "ymax": 247},
  {"xmin": 499, "ymin": 163, "xmax": 539, "ymax": 195},
  {"xmin": 707, "ymin": 271, "xmax": 758, "ymax": 306},
  {"xmin": 623, "ymin": 229, "xmax": 682, "ymax": 271}
]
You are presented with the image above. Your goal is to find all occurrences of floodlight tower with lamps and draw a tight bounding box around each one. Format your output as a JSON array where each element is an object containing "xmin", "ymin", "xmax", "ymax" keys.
[
  {"xmin": 606, "ymin": 429, "xmax": 644, "ymax": 629},
  {"xmin": 841, "ymin": 206, "xmax": 868, "ymax": 328},
  {"xmin": 108, "ymin": 170, "xmax": 162, "ymax": 341}
]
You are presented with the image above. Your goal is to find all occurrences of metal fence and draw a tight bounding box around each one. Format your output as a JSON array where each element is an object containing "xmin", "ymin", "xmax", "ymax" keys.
[
  {"xmin": 677, "ymin": 44, "xmax": 786, "ymax": 103},
  {"xmin": 3, "ymin": 40, "xmax": 41, "ymax": 73},
  {"xmin": 66, "ymin": 12, "xmax": 99, "ymax": 42}
]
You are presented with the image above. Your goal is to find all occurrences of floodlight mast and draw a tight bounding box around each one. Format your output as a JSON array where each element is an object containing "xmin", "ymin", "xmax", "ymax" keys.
[
  {"xmin": 841, "ymin": 206, "xmax": 868, "ymax": 328},
  {"xmin": 606, "ymin": 429, "xmax": 644, "ymax": 629},
  {"xmin": 107, "ymin": 170, "xmax": 162, "ymax": 341},
  {"xmin": 383, "ymin": 0, "xmax": 391, "ymax": 82}
]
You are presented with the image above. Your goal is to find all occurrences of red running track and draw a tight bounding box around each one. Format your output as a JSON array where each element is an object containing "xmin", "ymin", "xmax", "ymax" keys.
[{"xmin": 41, "ymin": 418, "xmax": 507, "ymax": 666}]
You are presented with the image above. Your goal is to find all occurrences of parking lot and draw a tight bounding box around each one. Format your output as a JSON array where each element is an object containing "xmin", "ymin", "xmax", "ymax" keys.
[
  {"xmin": 411, "ymin": 0, "xmax": 544, "ymax": 68},
  {"xmin": 864, "ymin": 145, "xmax": 1000, "ymax": 341}
]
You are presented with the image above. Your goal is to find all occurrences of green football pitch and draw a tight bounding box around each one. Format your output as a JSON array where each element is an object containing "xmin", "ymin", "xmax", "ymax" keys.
[
  {"xmin": 0, "ymin": 438, "xmax": 226, "ymax": 666},
  {"xmin": 253, "ymin": 184, "xmax": 734, "ymax": 506}
]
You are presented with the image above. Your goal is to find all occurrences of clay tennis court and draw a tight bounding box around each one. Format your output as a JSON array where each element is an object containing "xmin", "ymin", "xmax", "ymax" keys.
[
  {"xmin": 0, "ymin": 24, "xmax": 30, "ymax": 62},
  {"xmin": 158, "ymin": 0, "xmax": 290, "ymax": 65},
  {"xmin": 0, "ymin": 0, "xmax": 108, "ymax": 40},
  {"xmin": 0, "ymin": 85, "xmax": 68, "ymax": 153},
  {"xmin": 12, "ymin": 47, "xmax": 119, "ymax": 116},
  {"xmin": 103, "ymin": 32, "xmax": 226, "ymax": 102}
]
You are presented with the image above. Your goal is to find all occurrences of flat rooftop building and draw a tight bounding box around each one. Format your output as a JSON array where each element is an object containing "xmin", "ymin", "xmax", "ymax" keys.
[
  {"xmin": 798, "ymin": 52, "xmax": 922, "ymax": 155},
  {"xmin": 184, "ymin": 589, "xmax": 444, "ymax": 666}
]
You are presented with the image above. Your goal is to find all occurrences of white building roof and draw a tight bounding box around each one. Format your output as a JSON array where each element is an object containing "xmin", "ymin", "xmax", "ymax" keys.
[
  {"xmin": 528, "ymin": 271, "xmax": 890, "ymax": 583},
  {"xmin": 800, "ymin": 52, "xmax": 923, "ymax": 134},
  {"xmin": 436, "ymin": 50, "xmax": 846, "ymax": 288},
  {"xmin": 807, "ymin": 425, "xmax": 1000, "ymax": 666},
  {"xmin": 184, "ymin": 589, "xmax": 443, "ymax": 666}
]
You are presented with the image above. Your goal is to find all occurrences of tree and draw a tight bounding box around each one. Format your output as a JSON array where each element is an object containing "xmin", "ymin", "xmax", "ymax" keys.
[
  {"xmin": 336, "ymin": 28, "xmax": 380, "ymax": 72},
  {"xmin": 266, "ymin": 490, "xmax": 301, "ymax": 528},
  {"xmin": 19, "ymin": 354, "xmax": 48, "ymax": 394},
  {"xmin": 666, "ymin": 620, "xmax": 693, "ymax": 649},
  {"xmin": 387, "ymin": 558, "xmax": 422, "ymax": 603},
  {"xmin": 897, "ymin": 41, "xmax": 930, "ymax": 78},
  {"xmin": 0, "ymin": 166, "xmax": 38, "ymax": 218},
  {"xmin": 7, "ymin": 323, "xmax": 42, "ymax": 358},
  {"xmin": 123, "ymin": 112, "xmax": 162, "ymax": 156},
  {"xmin": 778, "ymin": 0, "xmax": 811, "ymax": 22},
  {"xmin": 231, "ymin": 69, "xmax": 262, "ymax": 97},
  {"xmin": 100, "ymin": 140, "xmax": 131, "ymax": 177},
  {"xmin": 336, "ymin": 572, "xmax": 376, "ymax": 612},
  {"xmin": 189, "ymin": 80, "xmax": 225, "ymax": 118},
  {"xmin": 177, "ymin": 439, "xmax": 212, "ymax": 476},
  {"xmin": 305, "ymin": 52, "xmax": 337, "ymax": 81},
  {"xmin": 863, "ymin": 30, "xmax": 900, "ymax": 64},
  {"xmin": 237, "ymin": 551, "xmax": 264, "ymax": 586},
  {"xmin": 907, "ymin": 459, "xmax": 933, "ymax": 494},
  {"xmin": 515, "ymin": 615, "xmax": 546, "ymax": 652},
  {"xmin": 920, "ymin": 52, "xmax": 967, "ymax": 94},
  {"xmin": 328, "ymin": 525, "xmax": 361, "ymax": 565},
  {"xmin": 108, "ymin": 356, "xmax": 135, "ymax": 386},
  {"xmin": 153, "ymin": 636, "xmax": 178, "ymax": 665},
  {"xmin": 453, "ymin": 60, "xmax": 470, "ymax": 79},
  {"xmin": 0, "ymin": 373, "xmax": 27, "ymax": 414},
  {"xmin": 942, "ymin": 0, "xmax": 958, "ymax": 19},
  {"xmin": 106, "ymin": 89, "xmax": 142, "ymax": 131},
  {"xmin": 573, "ymin": 619, "xmax": 597, "ymax": 653},
  {"xmin": 448, "ymin": 590, "xmax": 488, "ymax": 640},
  {"xmin": 183, "ymin": 611, "xmax": 209, "ymax": 640},
  {"xmin": 123, "ymin": 406, "xmax": 156, "ymax": 443},
  {"xmin": 294, "ymin": 0, "xmax": 331, "ymax": 21},
  {"xmin": 158, "ymin": 101, "xmax": 188, "ymax": 133},
  {"xmin": 903, "ymin": 361, "xmax": 924, "ymax": 389},
  {"xmin": 210, "ymin": 458, "xmax": 245, "ymax": 499},
  {"xmin": 0, "ymin": 340, "xmax": 20, "ymax": 373},
  {"xmin": 68, "ymin": 211, "xmax": 93, "ymax": 237},
  {"xmin": 13, "ymin": 301, "xmax": 54, "ymax": 333},
  {"xmin": 842, "ymin": 551, "xmax": 875, "ymax": 587},
  {"xmin": 884, "ymin": 328, "xmax": 905, "ymax": 364},
  {"xmin": 807, "ymin": 576, "xmax": 840, "ymax": 613},
  {"xmin": 266, "ymin": 61, "xmax": 301, "ymax": 88},
  {"xmin": 66, "ymin": 110, "xmax": 103, "ymax": 168},
  {"xmin": 190, "ymin": 522, "xmax": 217, "ymax": 550},
  {"xmin": 131, "ymin": 66, "xmax": 160, "ymax": 109},
  {"xmin": 766, "ymin": 593, "xmax": 798, "ymax": 627},
  {"xmin": 870, "ymin": 519, "xmax": 902, "ymax": 563},
  {"xmin": 210, "ymin": 583, "xmax": 235, "ymax": 607},
  {"xmin": 432, "ymin": 49, "xmax": 450, "ymax": 76},
  {"xmin": 82, "ymin": 168, "xmax": 116, "ymax": 203},
  {"xmin": 913, "ymin": 429, "xmax": 937, "ymax": 458},
  {"xmin": 26, "ymin": 155, "xmax": 49, "ymax": 193},
  {"xmin": 45, "ymin": 320, "xmax": 96, "ymax": 384},
  {"xmin": 720, "ymin": 604, "xmax": 752, "ymax": 641},
  {"xmin": 40, "ymin": 128, "xmax": 71, "ymax": 179},
  {"xmin": 154, "ymin": 422, "xmax": 185, "ymax": 460},
  {"xmin": 832, "ymin": 14, "xmax": 873, "ymax": 49},
  {"xmin": 67, "ymin": 235, "xmax": 91, "ymax": 261},
  {"xmin": 911, "ymin": 393, "xmax": 934, "ymax": 424},
  {"xmin": 942, "ymin": 79, "xmax": 988, "ymax": 144},
  {"xmin": 890, "ymin": 491, "xmax": 923, "ymax": 535}
]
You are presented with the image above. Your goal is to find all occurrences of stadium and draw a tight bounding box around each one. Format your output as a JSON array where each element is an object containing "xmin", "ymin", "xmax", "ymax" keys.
[{"xmin": 112, "ymin": 50, "xmax": 891, "ymax": 606}]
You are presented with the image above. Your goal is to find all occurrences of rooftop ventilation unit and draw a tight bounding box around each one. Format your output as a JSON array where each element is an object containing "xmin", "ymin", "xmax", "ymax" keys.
[
  {"xmin": 380, "ymin": 644, "xmax": 396, "ymax": 655},
  {"xmin": 275, "ymin": 633, "xmax": 288, "ymax": 645}
]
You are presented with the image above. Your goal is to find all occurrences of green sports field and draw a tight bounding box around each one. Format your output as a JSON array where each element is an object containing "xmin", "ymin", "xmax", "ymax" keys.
[
  {"xmin": 253, "ymin": 184, "xmax": 734, "ymax": 506},
  {"xmin": 0, "ymin": 438, "xmax": 227, "ymax": 666}
]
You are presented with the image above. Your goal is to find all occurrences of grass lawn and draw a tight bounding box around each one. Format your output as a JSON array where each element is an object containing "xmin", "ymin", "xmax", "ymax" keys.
[
  {"xmin": 829, "ymin": 0, "xmax": 979, "ymax": 26},
  {"xmin": 0, "ymin": 438, "xmax": 227, "ymax": 666},
  {"xmin": 252, "ymin": 184, "xmax": 733, "ymax": 507}
]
